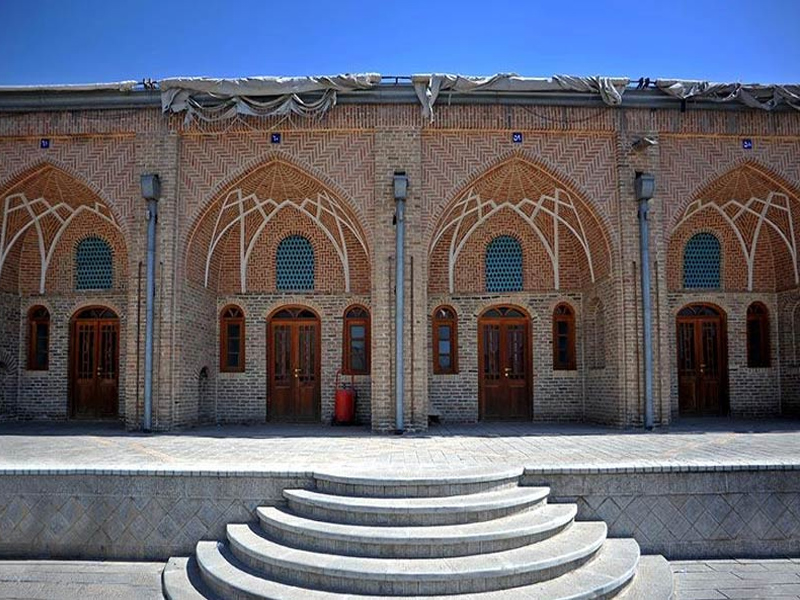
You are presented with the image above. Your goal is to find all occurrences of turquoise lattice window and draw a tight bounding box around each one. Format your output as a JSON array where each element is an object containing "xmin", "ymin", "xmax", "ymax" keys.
[
  {"xmin": 485, "ymin": 235, "xmax": 522, "ymax": 292},
  {"xmin": 683, "ymin": 233, "xmax": 721, "ymax": 289},
  {"xmin": 276, "ymin": 235, "xmax": 314, "ymax": 291},
  {"xmin": 75, "ymin": 237, "xmax": 113, "ymax": 290}
]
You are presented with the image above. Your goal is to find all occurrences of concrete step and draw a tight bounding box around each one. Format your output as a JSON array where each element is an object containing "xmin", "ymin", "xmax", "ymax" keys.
[
  {"xmin": 617, "ymin": 554, "xmax": 674, "ymax": 599},
  {"xmin": 224, "ymin": 521, "xmax": 607, "ymax": 595},
  {"xmin": 256, "ymin": 502, "xmax": 577, "ymax": 557},
  {"xmin": 283, "ymin": 485, "xmax": 550, "ymax": 526},
  {"xmin": 162, "ymin": 556, "xmax": 218, "ymax": 600},
  {"xmin": 312, "ymin": 467, "xmax": 523, "ymax": 497},
  {"xmin": 189, "ymin": 537, "xmax": 641, "ymax": 599}
]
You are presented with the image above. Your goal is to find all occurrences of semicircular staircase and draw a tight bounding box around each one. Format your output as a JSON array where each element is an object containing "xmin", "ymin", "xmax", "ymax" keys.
[{"xmin": 163, "ymin": 468, "xmax": 673, "ymax": 599}]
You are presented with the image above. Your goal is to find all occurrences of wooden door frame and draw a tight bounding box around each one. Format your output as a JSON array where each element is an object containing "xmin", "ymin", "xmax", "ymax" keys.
[
  {"xmin": 68, "ymin": 305, "xmax": 120, "ymax": 420},
  {"xmin": 676, "ymin": 302, "xmax": 729, "ymax": 416},
  {"xmin": 477, "ymin": 305, "xmax": 533, "ymax": 421},
  {"xmin": 266, "ymin": 305, "xmax": 322, "ymax": 422}
]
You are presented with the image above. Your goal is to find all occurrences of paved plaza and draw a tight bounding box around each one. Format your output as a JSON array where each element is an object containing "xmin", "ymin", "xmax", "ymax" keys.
[
  {"xmin": 0, "ymin": 418, "xmax": 798, "ymax": 598},
  {"xmin": 0, "ymin": 558, "xmax": 798, "ymax": 599},
  {"xmin": 0, "ymin": 418, "xmax": 799, "ymax": 474}
]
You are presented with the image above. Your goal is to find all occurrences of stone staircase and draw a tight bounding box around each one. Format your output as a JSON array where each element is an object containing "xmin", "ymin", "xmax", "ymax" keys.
[{"xmin": 162, "ymin": 469, "xmax": 673, "ymax": 598}]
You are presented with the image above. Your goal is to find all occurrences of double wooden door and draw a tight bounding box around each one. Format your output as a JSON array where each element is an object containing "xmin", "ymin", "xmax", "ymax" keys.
[
  {"xmin": 677, "ymin": 304, "xmax": 727, "ymax": 415},
  {"xmin": 269, "ymin": 308, "xmax": 320, "ymax": 422},
  {"xmin": 70, "ymin": 307, "xmax": 119, "ymax": 419},
  {"xmin": 479, "ymin": 307, "xmax": 531, "ymax": 420}
]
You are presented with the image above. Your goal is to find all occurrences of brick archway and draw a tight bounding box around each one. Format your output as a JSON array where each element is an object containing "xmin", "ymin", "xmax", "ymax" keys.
[
  {"xmin": 185, "ymin": 159, "xmax": 370, "ymax": 294},
  {"xmin": 0, "ymin": 163, "xmax": 129, "ymax": 295},
  {"xmin": 668, "ymin": 162, "xmax": 800, "ymax": 292},
  {"xmin": 428, "ymin": 157, "xmax": 612, "ymax": 294}
]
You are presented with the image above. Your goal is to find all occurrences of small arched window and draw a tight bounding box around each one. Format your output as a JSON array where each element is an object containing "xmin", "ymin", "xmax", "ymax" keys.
[
  {"xmin": 220, "ymin": 305, "xmax": 245, "ymax": 372},
  {"xmin": 432, "ymin": 306, "xmax": 458, "ymax": 374},
  {"xmin": 76, "ymin": 237, "xmax": 113, "ymax": 290},
  {"xmin": 485, "ymin": 235, "xmax": 523, "ymax": 292},
  {"xmin": 343, "ymin": 305, "xmax": 370, "ymax": 375},
  {"xmin": 27, "ymin": 306, "xmax": 50, "ymax": 370},
  {"xmin": 746, "ymin": 302, "xmax": 770, "ymax": 368},
  {"xmin": 684, "ymin": 233, "xmax": 721, "ymax": 289},
  {"xmin": 276, "ymin": 235, "xmax": 314, "ymax": 291},
  {"xmin": 553, "ymin": 303, "xmax": 576, "ymax": 370}
]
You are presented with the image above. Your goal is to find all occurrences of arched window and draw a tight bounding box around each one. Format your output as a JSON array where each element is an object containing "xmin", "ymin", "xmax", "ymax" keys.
[
  {"xmin": 27, "ymin": 306, "xmax": 49, "ymax": 370},
  {"xmin": 684, "ymin": 233, "xmax": 721, "ymax": 289},
  {"xmin": 432, "ymin": 306, "xmax": 458, "ymax": 374},
  {"xmin": 343, "ymin": 305, "xmax": 370, "ymax": 375},
  {"xmin": 76, "ymin": 237, "xmax": 113, "ymax": 290},
  {"xmin": 747, "ymin": 302, "xmax": 770, "ymax": 368},
  {"xmin": 485, "ymin": 235, "xmax": 523, "ymax": 292},
  {"xmin": 553, "ymin": 303, "xmax": 576, "ymax": 370},
  {"xmin": 220, "ymin": 305, "xmax": 245, "ymax": 372},
  {"xmin": 276, "ymin": 235, "xmax": 314, "ymax": 291}
]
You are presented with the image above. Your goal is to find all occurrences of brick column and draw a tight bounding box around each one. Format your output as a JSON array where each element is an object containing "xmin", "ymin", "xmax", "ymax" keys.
[
  {"xmin": 615, "ymin": 110, "xmax": 669, "ymax": 427},
  {"xmin": 371, "ymin": 126, "xmax": 427, "ymax": 432},
  {"xmin": 129, "ymin": 125, "xmax": 180, "ymax": 431}
]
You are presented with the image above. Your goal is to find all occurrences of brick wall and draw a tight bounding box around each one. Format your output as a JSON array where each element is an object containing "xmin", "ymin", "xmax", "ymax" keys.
[{"xmin": 0, "ymin": 101, "xmax": 799, "ymax": 430}]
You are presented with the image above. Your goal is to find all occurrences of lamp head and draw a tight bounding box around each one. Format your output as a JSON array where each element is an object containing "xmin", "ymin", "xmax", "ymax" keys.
[
  {"xmin": 140, "ymin": 174, "xmax": 161, "ymax": 201},
  {"xmin": 634, "ymin": 172, "xmax": 656, "ymax": 201},
  {"xmin": 393, "ymin": 171, "xmax": 408, "ymax": 201}
]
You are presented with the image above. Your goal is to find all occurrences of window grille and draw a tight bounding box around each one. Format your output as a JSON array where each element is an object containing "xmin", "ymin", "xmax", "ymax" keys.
[
  {"xmin": 76, "ymin": 237, "xmax": 113, "ymax": 290},
  {"xmin": 27, "ymin": 306, "xmax": 49, "ymax": 370},
  {"xmin": 485, "ymin": 235, "xmax": 523, "ymax": 292},
  {"xmin": 746, "ymin": 302, "xmax": 770, "ymax": 368},
  {"xmin": 343, "ymin": 305, "xmax": 370, "ymax": 375},
  {"xmin": 276, "ymin": 235, "xmax": 314, "ymax": 291},
  {"xmin": 220, "ymin": 305, "xmax": 245, "ymax": 372},
  {"xmin": 683, "ymin": 233, "xmax": 721, "ymax": 289},
  {"xmin": 553, "ymin": 303, "xmax": 576, "ymax": 370},
  {"xmin": 432, "ymin": 306, "xmax": 458, "ymax": 374}
]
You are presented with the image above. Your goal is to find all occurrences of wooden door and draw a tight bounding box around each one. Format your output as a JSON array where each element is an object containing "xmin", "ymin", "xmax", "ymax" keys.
[
  {"xmin": 269, "ymin": 308, "xmax": 320, "ymax": 422},
  {"xmin": 71, "ymin": 308, "xmax": 119, "ymax": 419},
  {"xmin": 479, "ymin": 307, "xmax": 531, "ymax": 420},
  {"xmin": 677, "ymin": 304, "xmax": 726, "ymax": 415}
]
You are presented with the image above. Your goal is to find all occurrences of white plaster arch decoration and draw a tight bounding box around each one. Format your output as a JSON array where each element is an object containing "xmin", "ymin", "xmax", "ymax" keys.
[
  {"xmin": 431, "ymin": 186, "xmax": 597, "ymax": 293},
  {"xmin": 0, "ymin": 192, "xmax": 120, "ymax": 294},
  {"xmin": 203, "ymin": 187, "xmax": 368, "ymax": 294},
  {"xmin": 675, "ymin": 191, "xmax": 799, "ymax": 290}
]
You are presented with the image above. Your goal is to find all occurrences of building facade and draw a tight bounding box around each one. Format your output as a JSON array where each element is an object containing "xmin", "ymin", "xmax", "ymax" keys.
[{"xmin": 0, "ymin": 77, "xmax": 799, "ymax": 431}]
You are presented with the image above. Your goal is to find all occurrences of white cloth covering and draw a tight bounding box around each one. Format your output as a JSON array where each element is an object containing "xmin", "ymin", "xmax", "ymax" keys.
[
  {"xmin": 656, "ymin": 79, "xmax": 800, "ymax": 111},
  {"xmin": 412, "ymin": 74, "xmax": 630, "ymax": 120},
  {"xmin": 160, "ymin": 74, "xmax": 381, "ymax": 122}
]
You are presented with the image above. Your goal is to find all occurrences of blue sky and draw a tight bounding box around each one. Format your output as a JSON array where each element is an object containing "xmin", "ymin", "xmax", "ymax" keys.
[{"xmin": 1, "ymin": 0, "xmax": 799, "ymax": 85}]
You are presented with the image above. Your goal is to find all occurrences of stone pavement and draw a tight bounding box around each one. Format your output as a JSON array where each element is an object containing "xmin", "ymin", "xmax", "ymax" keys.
[
  {"xmin": 0, "ymin": 418, "xmax": 799, "ymax": 473},
  {"xmin": 0, "ymin": 559, "xmax": 799, "ymax": 599},
  {"xmin": 671, "ymin": 558, "xmax": 800, "ymax": 599}
]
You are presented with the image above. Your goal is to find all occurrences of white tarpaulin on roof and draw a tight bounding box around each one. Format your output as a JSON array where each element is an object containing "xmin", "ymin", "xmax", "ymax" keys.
[
  {"xmin": 0, "ymin": 81, "xmax": 138, "ymax": 93},
  {"xmin": 656, "ymin": 80, "xmax": 800, "ymax": 111},
  {"xmin": 160, "ymin": 74, "xmax": 381, "ymax": 122},
  {"xmin": 411, "ymin": 74, "xmax": 630, "ymax": 120}
]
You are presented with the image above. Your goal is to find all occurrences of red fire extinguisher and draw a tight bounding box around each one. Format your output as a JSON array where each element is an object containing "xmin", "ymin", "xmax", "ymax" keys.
[{"xmin": 334, "ymin": 369, "xmax": 357, "ymax": 425}]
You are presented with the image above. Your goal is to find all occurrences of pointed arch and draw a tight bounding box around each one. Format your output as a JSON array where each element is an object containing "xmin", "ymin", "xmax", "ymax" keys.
[
  {"xmin": 185, "ymin": 159, "xmax": 370, "ymax": 294},
  {"xmin": 428, "ymin": 156, "xmax": 612, "ymax": 293},
  {"xmin": 671, "ymin": 161, "xmax": 800, "ymax": 291},
  {"xmin": 0, "ymin": 163, "xmax": 126, "ymax": 294}
]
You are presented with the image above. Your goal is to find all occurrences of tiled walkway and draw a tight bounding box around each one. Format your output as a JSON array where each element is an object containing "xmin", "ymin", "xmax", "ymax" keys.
[
  {"xmin": 0, "ymin": 418, "xmax": 798, "ymax": 473},
  {"xmin": 0, "ymin": 418, "xmax": 799, "ymax": 597},
  {"xmin": 0, "ymin": 559, "xmax": 798, "ymax": 599}
]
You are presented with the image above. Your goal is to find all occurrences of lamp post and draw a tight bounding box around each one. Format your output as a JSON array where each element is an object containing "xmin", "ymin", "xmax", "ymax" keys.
[
  {"xmin": 393, "ymin": 171, "xmax": 408, "ymax": 433},
  {"xmin": 635, "ymin": 172, "xmax": 656, "ymax": 430},
  {"xmin": 140, "ymin": 173, "xmax": 160, "ymax": 432}
]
